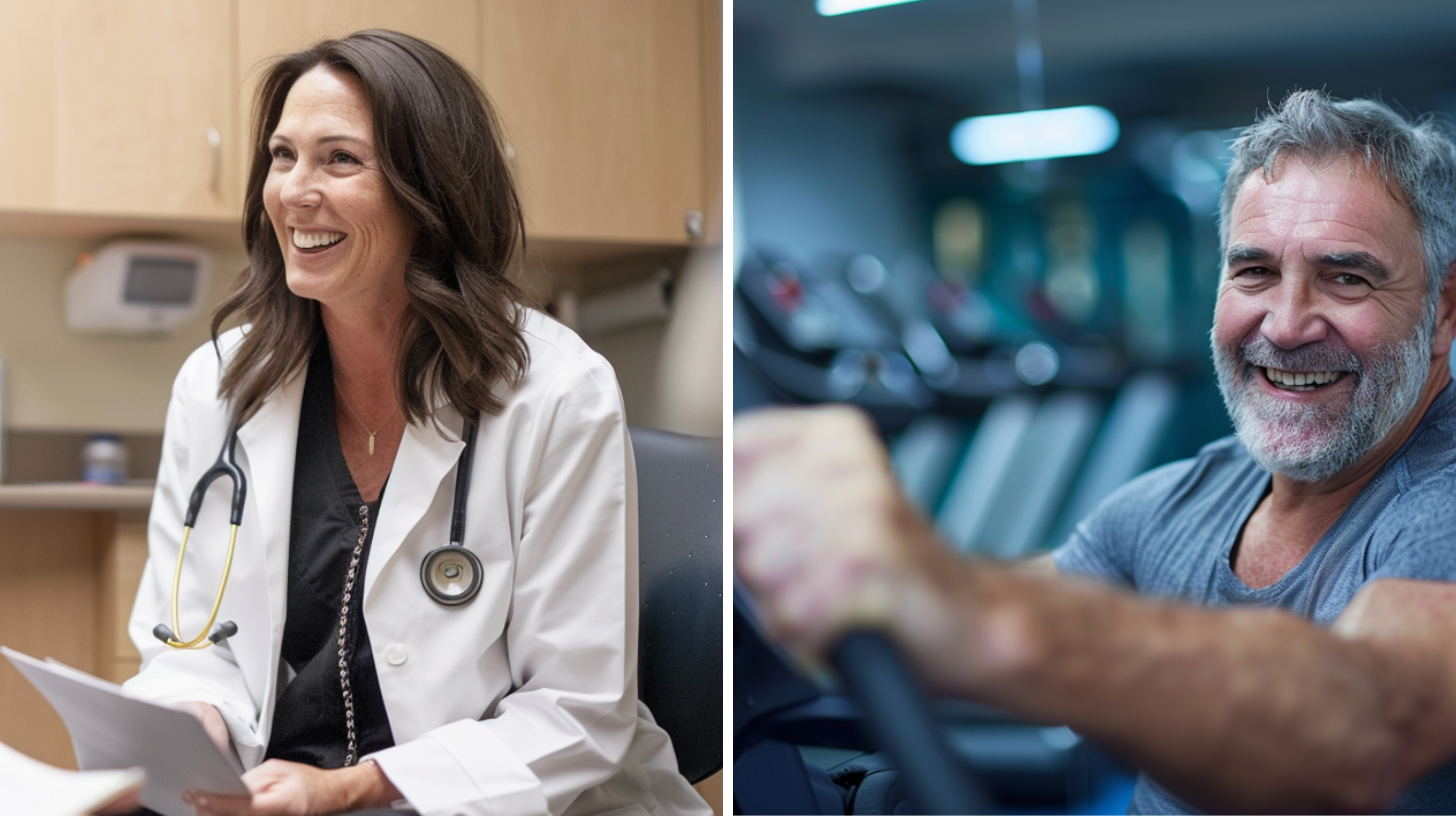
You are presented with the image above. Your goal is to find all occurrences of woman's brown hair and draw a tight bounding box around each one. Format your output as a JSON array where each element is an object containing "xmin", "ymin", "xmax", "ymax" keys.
[{"xmin": 212, "ymin": 29, "xmax": 529, "ymax": 425}]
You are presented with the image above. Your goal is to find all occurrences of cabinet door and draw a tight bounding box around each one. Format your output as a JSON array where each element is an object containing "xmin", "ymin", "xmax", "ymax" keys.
[
  {"xmin": 0, "ymin": 2, "xmax": 58, "ymax": 209},
  {"xmin": 481, "ymin": 0, "xmax": 705, "ymax": 245},
  {"xmin": 0, "ymin": 0, "xmax": 234, "ymax": 218},
  {"xmin": 235, "ymin": 0, "xmax": 481, "ymax": 200}
]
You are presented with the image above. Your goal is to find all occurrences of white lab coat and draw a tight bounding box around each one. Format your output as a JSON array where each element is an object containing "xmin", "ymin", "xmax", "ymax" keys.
[{"xmin": 124, "ymin": 311, "xmax": 711, "ymax": 816}]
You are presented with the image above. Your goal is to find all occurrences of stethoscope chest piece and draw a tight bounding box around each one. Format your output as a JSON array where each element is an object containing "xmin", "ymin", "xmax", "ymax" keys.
[
  {"xmin": 420, "ymin": 418, "xmax": 483, "ymax": 606},
  {"xmin": 421, "ymin": 545, "xmax": 482, "ymax": 605}
]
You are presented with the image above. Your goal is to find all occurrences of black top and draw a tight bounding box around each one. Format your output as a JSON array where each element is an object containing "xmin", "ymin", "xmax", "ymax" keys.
[{"xmin": 265, "ymin": 339, "xmax": 395, "ymax": 767}]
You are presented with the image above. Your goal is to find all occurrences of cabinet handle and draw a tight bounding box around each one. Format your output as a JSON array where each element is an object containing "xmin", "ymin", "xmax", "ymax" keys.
[{"xmin": 207, "ymin": 126, "xmax": 222, "ymax": 195}]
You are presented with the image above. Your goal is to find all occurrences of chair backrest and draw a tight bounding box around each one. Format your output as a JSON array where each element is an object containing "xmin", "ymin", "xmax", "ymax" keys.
[{"xmin": 631, "ymin": 426, "xmax": 723, "ymax": 785}]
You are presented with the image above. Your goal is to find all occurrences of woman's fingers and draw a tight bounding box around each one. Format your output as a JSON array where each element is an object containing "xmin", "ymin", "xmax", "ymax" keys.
[
  {"xmin": 176, "ymin": 701, "xmax": 232, "ymax": 756},
  {"xmin": 183, "ymin": 789, "xmax": 254, "ymax": 816},
  {"xmin": 90, "ymin": 789, "xmax": 142, "ymax": 816}
]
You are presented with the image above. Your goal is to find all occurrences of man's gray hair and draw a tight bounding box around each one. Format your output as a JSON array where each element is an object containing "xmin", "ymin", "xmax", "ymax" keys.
[{"xmin": 1219, "ymin": 90, "xmax": 1456, "ymax": 311}]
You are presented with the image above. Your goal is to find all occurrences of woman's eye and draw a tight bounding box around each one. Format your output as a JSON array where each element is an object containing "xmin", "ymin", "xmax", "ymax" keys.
[
  {"xmin": 269, "ymin": 146, "xmax": 294, "ymax": 161},
  {"xmin": 331, "ymin": 151, "xmax": 360, "ymax": 165}
]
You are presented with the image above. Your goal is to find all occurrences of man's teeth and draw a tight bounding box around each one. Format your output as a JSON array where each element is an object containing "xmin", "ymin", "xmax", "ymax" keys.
[
  {"xmin": 293, "ymin": 230, "xmax": 344, "ymax": 249},
  {"xmin": 1265, "ymin": 367, "xmax": 1341, "ymax": 389}
]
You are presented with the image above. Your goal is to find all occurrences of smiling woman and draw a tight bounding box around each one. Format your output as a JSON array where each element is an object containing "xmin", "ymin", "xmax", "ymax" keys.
[
  {"xmin": 218, "ymin": 30, "xmax": 526, "ymax": 430},
  {"xmin": 263, "ymin": 67, "xmax": 420, "ymax": 318},
  {"xmin": 118, "ymin": 29, "xmax": 710, "ymax": 816}
]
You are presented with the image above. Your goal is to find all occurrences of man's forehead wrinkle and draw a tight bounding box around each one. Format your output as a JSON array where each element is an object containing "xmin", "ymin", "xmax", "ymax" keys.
[
  {"xmin": 1231, "ymin": 169, "xmax": 1421, "ymax": 266},
  {"xmin": 1261, "ymin": 151, "xmax": 1412, "ymax": 209}
]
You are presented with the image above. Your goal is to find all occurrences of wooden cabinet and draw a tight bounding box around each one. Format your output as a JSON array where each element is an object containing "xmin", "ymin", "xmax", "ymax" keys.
[
  {"xmin": 0, "ymin": 2, "xmax": 57, "ymax": 209},
  {"xmin": 0, "ymin": 0, "xmax": 719, "ymax": 252},
  {"xmin": 701, "ymin": 0, "xmax": 723, "ymax": 244},
  {"xmin": 0, "ymin": 490, "xmax": 151, "ymax": 770},
  {"xmin": 239, "ymin": 0, "xmax": 713, "ymax": 246},
  {"xmin": 481, "ymin": 0, "xmax": 707, "ymax": 245},
  {"xmin": 0, "ymin": 0, "xmax": 235, "ymax": 219},
  {"xmin": 234, "ymin": 0, "xmax": 482, "ymax": 204}
]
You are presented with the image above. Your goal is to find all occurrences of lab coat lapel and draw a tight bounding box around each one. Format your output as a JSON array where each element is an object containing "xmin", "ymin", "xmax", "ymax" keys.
[
  {"xmin": 233, "ymin": 367, "xmax": 306, "ymax": 689},
  {"xmin": 364, "ymin": 411, "xmax": 467, "ymax": 604}
]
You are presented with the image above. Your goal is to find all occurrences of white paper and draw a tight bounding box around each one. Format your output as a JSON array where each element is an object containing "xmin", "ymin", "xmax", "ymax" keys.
[
  {"xmin": 0, "ymin": 739, "xmax": 144, "ymax": 816},
  {"xmin": 2, "ymin": 647, "xmax": 249, "ymax": 816}
]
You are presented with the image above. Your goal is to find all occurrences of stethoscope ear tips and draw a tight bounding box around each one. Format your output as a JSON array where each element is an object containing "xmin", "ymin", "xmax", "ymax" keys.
[
  {"xmin": 208, "ymin": 621, "xmax": 239, "ymax": 644},
  {"xmin": 421, "ymin": 546, "xmax": 483, "ymax": 605},
  {"xmin": 152, "ymin": 621, "xmax": 237, "ymax": 646}
]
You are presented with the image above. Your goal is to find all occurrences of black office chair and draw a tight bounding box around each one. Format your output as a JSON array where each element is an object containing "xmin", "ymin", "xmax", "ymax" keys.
[{"xmin": 631, "ymin": 427, "xmax": 723, "ymax": 785}]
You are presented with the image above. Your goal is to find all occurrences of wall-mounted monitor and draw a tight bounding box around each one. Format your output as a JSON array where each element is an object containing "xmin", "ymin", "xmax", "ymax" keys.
[{"xmin": 65, "ymin": 241, "xmax": 212, "ymax": 334}]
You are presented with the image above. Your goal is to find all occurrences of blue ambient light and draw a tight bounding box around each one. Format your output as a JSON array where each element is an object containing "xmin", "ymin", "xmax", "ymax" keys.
[
  {"xmin": 817, "ymin": 0, "xmax": 928, "ymax": 16},
  {"xmin": 950, "ymin": 106, "xmax": 1120, "ymax": 165}
]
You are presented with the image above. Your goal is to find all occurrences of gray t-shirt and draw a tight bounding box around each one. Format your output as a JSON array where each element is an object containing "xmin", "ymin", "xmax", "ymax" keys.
[{"xmin": 1052, "ymin": 383, "xmax": 1456, "ymax": 814}]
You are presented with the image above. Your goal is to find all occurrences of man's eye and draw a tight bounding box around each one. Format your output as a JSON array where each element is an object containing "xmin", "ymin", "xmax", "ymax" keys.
[
  {"xmin": 1234, "ymin": 266, "xmax": 1272, "ymax": 278},
  {"xmin": 1333, "ymin": 273, "xmax": 1369, "ymax": 287}
]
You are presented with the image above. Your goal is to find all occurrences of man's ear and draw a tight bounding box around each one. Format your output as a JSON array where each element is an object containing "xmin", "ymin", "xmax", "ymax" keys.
[{"xmin": 1433, "ymin": 261, "xmax": 1456, "ymax": 359}]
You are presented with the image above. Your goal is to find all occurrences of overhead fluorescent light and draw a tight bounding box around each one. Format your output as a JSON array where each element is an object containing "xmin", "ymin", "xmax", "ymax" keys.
[
  {"xmin": 817, "ymin": 0, "xmax": 927, "ymax": 16},
  {"xmin": 951, "ymin": 105, "xmax": 1119, "ymax": 165}
]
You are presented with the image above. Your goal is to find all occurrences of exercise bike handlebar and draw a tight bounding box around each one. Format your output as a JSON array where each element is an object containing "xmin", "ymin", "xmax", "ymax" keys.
[{"xmin": 831, "ymin": 630, "xmax": 994, "ymax": 815}]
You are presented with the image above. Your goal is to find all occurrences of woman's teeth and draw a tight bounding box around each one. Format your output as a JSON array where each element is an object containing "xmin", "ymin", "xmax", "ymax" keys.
[
  {"xmin": 1265, "ymin": 367, "xmax": 1341, "ymax": 390},
  {"xmin": 293, "ymin": 230, "xmax": 344, "ymax": 249}
]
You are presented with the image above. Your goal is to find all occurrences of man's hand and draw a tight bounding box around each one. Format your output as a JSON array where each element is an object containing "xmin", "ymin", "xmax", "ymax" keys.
[
  {"xmin": 734, "ymin": 406, "xmax": 993, "ymax": 689},
  {"xmin": 183, "ymin": 759, "xmax": 400, "ymax": 816}
]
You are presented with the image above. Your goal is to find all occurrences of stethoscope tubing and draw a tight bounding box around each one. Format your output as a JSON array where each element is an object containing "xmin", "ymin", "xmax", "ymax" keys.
[
  {"xmin": 157, "ymin": 423, "xmax": 248, "ymax": 649},
  {"xmin": 449, "ymin": 420, "xmax": 479, "ymax": 547},
  {"xmin": 422, "ymin": 420, "xmax": 484, "ymax": 605},
  {"xmin": 158, "ymin": 417, "xmax": 483, "ymax": 649}
]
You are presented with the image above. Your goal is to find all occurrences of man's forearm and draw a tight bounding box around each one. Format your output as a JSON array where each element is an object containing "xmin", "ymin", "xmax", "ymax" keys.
[
  {"xmin": 734, "ymin": 406, "xmax": 1456, "ymax": 813},
  {"xmin": 938, "ymin": 567, "xmax": 1455, "ymax": 814}
]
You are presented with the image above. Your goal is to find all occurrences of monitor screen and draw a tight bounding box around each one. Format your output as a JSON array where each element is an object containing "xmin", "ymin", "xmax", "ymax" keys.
[{"xmin": 124, "ymin": 256, "xmax": 197, "ymax": 306}]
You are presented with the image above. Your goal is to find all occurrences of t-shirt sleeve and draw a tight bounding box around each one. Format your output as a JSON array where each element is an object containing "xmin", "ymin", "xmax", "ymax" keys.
[
  {"xmin": 1367, "ymin": 478, "xmax": 1456, "ymax": 584},
  {"xmin": 1050, "ymin": 460, "xmax": 1193, "ymax": 589}
]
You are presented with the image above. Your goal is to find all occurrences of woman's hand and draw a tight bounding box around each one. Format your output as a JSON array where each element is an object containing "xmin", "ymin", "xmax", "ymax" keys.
[
  {"xmin": 177, "ymin": 701, "xmax": 232, "ymax": 757},
  {"xmin": 90, "ymin": 789, "xmax": 143, "ymax": 815},
  {"xmin": 183, "ymin": 759, "xmax": 400, "ymax": 816}
]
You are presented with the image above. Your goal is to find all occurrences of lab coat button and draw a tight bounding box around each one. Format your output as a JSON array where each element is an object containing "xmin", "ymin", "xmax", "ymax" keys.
[{"xmin": 384, "ymin": 643, "xmax": 408, "ymax": 666}]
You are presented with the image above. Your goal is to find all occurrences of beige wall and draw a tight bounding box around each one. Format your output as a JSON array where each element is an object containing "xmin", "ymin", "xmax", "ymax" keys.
[
  {"xmin": 585, "ymin": 320, "xmax": 671, "ymax": 431},
  {"xmin": 0, "ymin": 234, "xmax": 246, "ymax": 433},
  {"xmin": 0, "ymin": 232, "xmax": 720, "ymax": 440},
  {"xmin": 577, "ymin": 247, "xmax": 724, "ymax": 439}
]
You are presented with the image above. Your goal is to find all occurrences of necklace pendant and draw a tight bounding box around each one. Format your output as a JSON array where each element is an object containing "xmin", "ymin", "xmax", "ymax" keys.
[{"xmin": 368, "ymin": 433, "xmax": 375, "ymax": 456}]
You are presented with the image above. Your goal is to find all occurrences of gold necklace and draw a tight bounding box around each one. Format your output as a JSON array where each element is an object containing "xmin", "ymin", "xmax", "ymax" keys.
[{"xmin": 336, "ymin": 390, "xmax": 399, "ymax": 456}]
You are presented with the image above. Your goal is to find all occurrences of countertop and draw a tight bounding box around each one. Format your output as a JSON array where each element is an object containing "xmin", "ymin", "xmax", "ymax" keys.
[{"xmin": 0, "ymin": 483, "xmax": 154, "ymax": 511}]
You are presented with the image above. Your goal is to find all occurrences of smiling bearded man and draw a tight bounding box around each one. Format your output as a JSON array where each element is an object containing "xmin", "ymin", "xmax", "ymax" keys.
[
  {"xmin": 734, "ymin": 89, "xmax": 1456, "ymax": 815},
  {"xmin": 1214, "ymin": 298, "xmax": 1433, "ymax": 482}
]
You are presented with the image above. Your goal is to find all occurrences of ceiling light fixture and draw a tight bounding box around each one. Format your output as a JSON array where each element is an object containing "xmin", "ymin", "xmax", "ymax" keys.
[
  {"xmin": 951, "ymin": 106, "xmax": 1120, "ymax": 165},
  {"xmin": 948, "ymin": 0, "xmax": 1119, "ymax": 167},
  {"xmin": 816, "ymin": 0, "xmax": 928, "ymax": 16}
]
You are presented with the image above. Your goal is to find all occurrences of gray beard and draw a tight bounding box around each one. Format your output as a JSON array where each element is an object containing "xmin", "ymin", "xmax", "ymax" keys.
[{"xmin": 1212, "ymin": 321, "xmax": 1432, "ymax": 483}]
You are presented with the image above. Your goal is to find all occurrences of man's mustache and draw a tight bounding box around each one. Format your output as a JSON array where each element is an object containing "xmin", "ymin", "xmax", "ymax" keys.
[{"xmin": 1236, "ymin": 336, "xmax": 1361, "ymax": 375}]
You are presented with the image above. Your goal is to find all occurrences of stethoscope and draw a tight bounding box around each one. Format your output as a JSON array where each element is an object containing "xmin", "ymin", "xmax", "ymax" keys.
[{"xmin": 153, "ymin": 419, "xmax": 484, "ymax": 650}]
